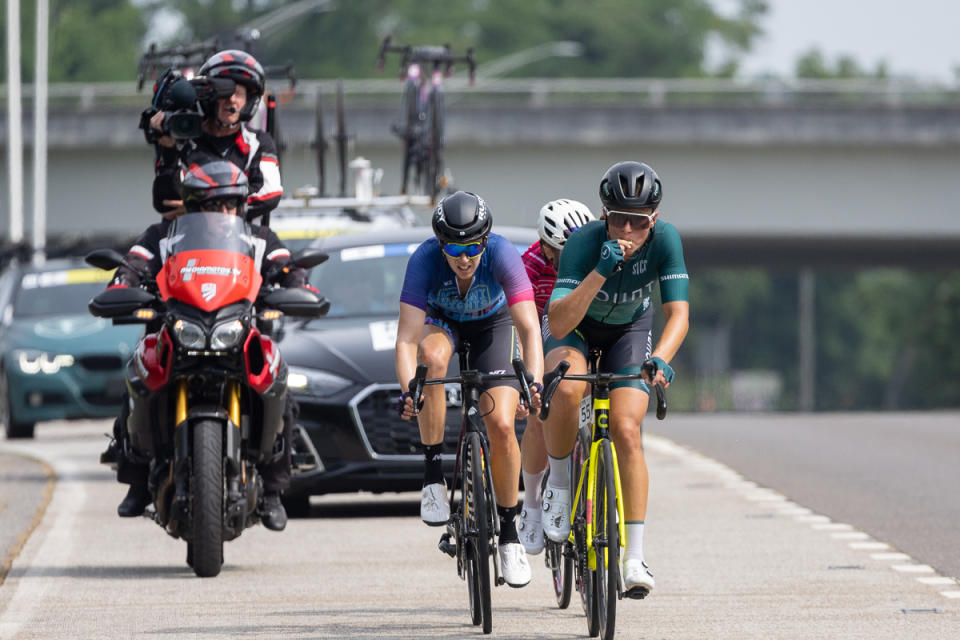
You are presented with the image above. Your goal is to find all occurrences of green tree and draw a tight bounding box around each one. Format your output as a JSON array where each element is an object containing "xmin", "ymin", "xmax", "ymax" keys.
[
  {"xmin": 155, "ymin": 0, "xmax": 768, "ymax": 79},
  {"xmin": 1, "ymin": 1, "xmax": 146, "ymax": 82},
  {"xmin": 795, "ymin": 47, "xmax": 888, "ymax": 79}
]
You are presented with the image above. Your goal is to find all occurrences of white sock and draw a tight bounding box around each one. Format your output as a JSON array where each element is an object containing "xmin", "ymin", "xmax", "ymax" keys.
[
  {"xmin": 546, "ymin": 453, "xmax": 571, "ymax": 489},
  {"xmin": 522, "ymin": 468, "xmax": 546, "ymax": 511},
  {"xmin": 625, "ymin": 521, "xmax": 645, "ymax": 563}
]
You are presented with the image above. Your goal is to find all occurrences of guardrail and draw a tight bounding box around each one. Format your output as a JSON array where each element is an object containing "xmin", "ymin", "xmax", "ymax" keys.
[{"xmin": 2, "ymin": 77, "xmax": 959, "ymax": 111}]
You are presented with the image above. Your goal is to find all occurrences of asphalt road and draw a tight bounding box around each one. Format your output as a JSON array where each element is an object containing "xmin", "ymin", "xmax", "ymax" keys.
[
  {"xmin": 1, "ymin": 419, "xmax": 958, "ymax": 639},
  {"xmin": 654, "ymin": 412, "xmax": 960, "ymax": 580}
]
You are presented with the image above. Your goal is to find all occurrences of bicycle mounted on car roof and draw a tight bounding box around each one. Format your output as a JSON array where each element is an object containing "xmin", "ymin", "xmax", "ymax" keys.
[{"xmin": 376, "ymin": 36, "xmax": 476, "ymax": 201}]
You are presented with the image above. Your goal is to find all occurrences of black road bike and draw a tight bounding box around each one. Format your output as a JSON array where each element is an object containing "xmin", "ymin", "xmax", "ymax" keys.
[{"xmin": 409, "ymin": 345, "xmax": 533, "ymax": 635}]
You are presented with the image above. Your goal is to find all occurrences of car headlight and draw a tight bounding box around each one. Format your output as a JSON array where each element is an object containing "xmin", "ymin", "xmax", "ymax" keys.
[
  {"xmin": 210, "ymin": 319, "xmax": 246, "ymax": 350},
  {"xmin": 14, "ymin": 350, "xmax": 75, "ymax": 374},
  {"xmin": 287, "ymin": 367, "xmax": 353, "ymax": 397},
  {"xmin": 172, "ymin": 319, "xmax": 206, "ymax": 349}
]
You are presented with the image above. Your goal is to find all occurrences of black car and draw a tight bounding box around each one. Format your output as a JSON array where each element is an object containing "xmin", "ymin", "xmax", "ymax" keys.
[{"xmin": 279, "ymin": 225, "xmax": 537, "ymax": 512}]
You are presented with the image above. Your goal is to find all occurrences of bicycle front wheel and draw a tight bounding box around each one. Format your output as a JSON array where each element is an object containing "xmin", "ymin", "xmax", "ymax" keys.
[
  {"xmin": 594, "ymin": 440, "xmax": 620, "ymax": 640},
  {"xmin": 464, "ymin": 432, "xmax": 492, "ymax": 633}
]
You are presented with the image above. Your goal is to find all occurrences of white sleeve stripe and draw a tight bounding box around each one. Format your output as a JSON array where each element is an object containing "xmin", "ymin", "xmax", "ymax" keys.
[
  {"xmin": 267, "ymin": 248, "xmax": 291, "ymax": 261},
  {"xmin": 254, "ymin": 159, "xmax": 283, "ymax": 199},
  {"xmin": 130, "ymin": 245, "xmax": 153, "ymax": 260}
]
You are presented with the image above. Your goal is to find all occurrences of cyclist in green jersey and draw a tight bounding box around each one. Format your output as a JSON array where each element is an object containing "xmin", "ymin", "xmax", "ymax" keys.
[{"xmin": 539, "ymin": 161, "xmax": 689, "ymax": 599}]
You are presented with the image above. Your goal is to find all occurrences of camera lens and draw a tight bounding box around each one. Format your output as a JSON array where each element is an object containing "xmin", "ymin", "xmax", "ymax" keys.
[{"xmin": 166, "ymin": 111, "xmax": 203, "ymax": 139}]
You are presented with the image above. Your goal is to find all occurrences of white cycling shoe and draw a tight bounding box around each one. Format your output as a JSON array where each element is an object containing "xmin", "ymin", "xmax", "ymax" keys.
[
  {"xmin": 622, "ymin": 558, "xmax": 655, "ymax": 599},
  {"xmin": 420, "ymin": 482, "xmax": 449, "ymax": 526},
  {"xmin": 498, "ymin": 542, "xmax": 532, "ymax": 587},
  {"xmin": 540, "ymin": 486, "xmax": 571, "ymax": 542},
  {"xmin": 517, "ymin": 507, "xmax": 545, "ymax": 555}
]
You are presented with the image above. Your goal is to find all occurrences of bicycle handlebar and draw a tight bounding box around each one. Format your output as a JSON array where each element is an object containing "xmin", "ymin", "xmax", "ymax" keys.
[
  {"xmin": 376, "ymin": 37, "xmax": 477, "ymax": 84},
  {"xmin": 538, "ymin": 360, "xmax": 668, "ymax": 421},
  {"xmin": 408, "ymin": 358, "xmax": 534, "ymax": 415}
]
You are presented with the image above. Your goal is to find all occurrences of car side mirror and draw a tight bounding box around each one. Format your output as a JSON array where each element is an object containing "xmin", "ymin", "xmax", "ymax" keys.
[
  {"xmin": 262, "ymin": 288, "xmax": 330, "ymax": 318},
  {"xmin": 89, "ymin": 287, "xmax": 156, "ymax": 318}
]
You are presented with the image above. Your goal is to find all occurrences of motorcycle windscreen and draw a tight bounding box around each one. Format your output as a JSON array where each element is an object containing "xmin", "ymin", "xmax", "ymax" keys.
[{"xmin": 157, "ymin": 212, "xmax": 263, "ymax": 312}]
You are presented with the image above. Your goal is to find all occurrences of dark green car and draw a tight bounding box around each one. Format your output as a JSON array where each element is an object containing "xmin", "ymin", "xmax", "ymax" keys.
[{"xmin": 0, "ymin": 259, "xmax": 143, "ymax": 438}]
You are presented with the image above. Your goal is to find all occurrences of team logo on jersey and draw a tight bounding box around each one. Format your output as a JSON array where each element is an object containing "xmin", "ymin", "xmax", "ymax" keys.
[{"xmin": 633, "ymin": 260, "xmax": 648, "ymax": 275}]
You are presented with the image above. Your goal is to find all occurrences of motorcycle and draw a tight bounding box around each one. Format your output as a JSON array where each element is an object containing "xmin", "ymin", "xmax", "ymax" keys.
[{"xmin": 87, "ymin": 212, "xmax": 329, "ymax": 577}]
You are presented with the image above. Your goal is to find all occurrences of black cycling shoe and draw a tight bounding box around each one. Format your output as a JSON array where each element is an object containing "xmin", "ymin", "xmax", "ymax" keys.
[
  {"xmin": 117, "ymin": 483, "xmax": 151, "ymax": 517},
  {"xmin": 99, "ymin": 438, "xmax": 120, "ymax": 465},
  {"xmin": 261, "ymin": 492, "xmax": 288, "ymax": 532}
]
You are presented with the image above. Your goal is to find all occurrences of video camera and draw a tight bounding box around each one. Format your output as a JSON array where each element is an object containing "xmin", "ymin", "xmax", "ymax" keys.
[{"xmin": 138, "ymin": 68, "xmax": 237, "ymax": 143}]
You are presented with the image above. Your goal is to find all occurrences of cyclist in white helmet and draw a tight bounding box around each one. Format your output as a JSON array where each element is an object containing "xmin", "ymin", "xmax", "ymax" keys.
[{"xmin": 517, "ymin": 198, "xmax": 594, "ymax": 554}]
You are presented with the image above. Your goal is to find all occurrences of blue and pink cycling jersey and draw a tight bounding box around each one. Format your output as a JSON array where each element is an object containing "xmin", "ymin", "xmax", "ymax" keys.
[{"xmin": 399, "ymin": 234, "xmax": 533, "ymax": 322}]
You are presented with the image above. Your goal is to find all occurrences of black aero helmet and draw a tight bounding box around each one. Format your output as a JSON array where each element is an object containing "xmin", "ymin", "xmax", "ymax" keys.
[
  {"xmin": 181, "ymin": 159, "xmax": 249, "ymax": 214},
  {"xmin": 432, "ymin": 191, "xmax": 493, "ymax": 243},
  {"xmin": 198, "ymin": 49, "xmax": 265, "ymax": 121},
  {"xmin": 599, "ymin": 161, "xmax": 663, "ymax": 210}
]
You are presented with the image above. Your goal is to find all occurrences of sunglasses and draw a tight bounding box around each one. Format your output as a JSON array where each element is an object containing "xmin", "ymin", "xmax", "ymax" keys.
[
  {"xmin": 441, "ymin": 240, "xmax": 486, "ymax": 259},
  {"xmin": 605, "ymin": 208, "xmax": 655, "ymax": 230}
]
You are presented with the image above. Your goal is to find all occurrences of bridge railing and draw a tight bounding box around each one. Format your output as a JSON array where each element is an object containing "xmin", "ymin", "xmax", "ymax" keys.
[{"xmin": 2, "ymin": 77, "xmax": 959, "ymax": 111}]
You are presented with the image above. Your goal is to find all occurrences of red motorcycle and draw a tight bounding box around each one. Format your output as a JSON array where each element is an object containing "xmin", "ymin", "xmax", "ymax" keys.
[{"xmin": 88, "ymin": 212, "xmax": 328, "ymax": 577}]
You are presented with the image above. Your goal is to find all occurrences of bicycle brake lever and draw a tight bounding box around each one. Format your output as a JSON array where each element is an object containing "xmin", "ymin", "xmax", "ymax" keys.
[
  {"xmin": 511, "ymin": 358, "xmax": 533, "ymax": 409},
  {"xmin": 538, "ymin": 360, "xmax": 571, "ymax": 421},
  {"xmin": 409, "ymin": 364, "xmax": 427, "ymax": 416}
]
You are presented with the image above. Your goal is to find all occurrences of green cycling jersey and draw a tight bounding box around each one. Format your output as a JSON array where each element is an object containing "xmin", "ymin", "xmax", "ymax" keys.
[{"xmin": 549, "ymin": 219, "xmax": 689, "ymax": 325}]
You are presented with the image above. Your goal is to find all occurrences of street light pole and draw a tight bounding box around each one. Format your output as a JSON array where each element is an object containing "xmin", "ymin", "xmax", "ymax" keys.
[
  {"xmin": 6, "ymin": 0, "xmax": 24, "ymax": 244},
  {"xmin": 33, "ymin": 0, "xmax": 50, "ymax": 265}
]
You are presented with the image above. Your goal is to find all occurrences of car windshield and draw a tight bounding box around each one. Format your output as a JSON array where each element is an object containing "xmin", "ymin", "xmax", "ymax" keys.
[
  {"xmin": 14, "ymin": 268, "xmax": 113, "ymax": 318},
  {"xmin": 308, "ymin": 242, "xmax": 417, "ymax": 318}
]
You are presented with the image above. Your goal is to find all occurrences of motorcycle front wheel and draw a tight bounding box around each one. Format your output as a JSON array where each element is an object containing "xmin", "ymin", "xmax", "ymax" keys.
[{"xmin": 191, "ymin": 420, "xmax": 225, "ymax": 577}]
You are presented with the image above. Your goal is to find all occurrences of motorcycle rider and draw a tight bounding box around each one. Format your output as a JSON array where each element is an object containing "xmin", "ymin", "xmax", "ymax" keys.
[
  {"xmin": 149, "ymin": 49, "xmax": 282, "ymax": 222},
  {"xmin": 107, "ymin": 156, "xmax": 312, "ymax": 531}
]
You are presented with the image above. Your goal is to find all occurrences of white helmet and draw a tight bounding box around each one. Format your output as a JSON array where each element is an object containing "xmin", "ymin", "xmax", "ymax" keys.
[{"xmin": 537, "ymin": 199, "xmax": 595, "ymax": 250}]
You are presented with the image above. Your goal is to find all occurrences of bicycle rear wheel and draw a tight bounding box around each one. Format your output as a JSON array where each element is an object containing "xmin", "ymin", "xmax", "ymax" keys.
[
  {"xmin": 594, "ymin": 440, "xmax": 620, "ymax": 640},
  {"xmin": 398, "ymin": 79, "xmax": 419, "ymax": 194},
  {"xmin": 423, "ymin": 89, "xmax": 445, "ymax": 200},
  {"xmin": 464, "ymin": 432, "xmax": 492, "ymax": 633}
]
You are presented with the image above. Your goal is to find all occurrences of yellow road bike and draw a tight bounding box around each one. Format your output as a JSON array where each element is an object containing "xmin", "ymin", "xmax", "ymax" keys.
[{"xmin": 540, "ymin": 350, "xmax": 666, "ymax": 640}]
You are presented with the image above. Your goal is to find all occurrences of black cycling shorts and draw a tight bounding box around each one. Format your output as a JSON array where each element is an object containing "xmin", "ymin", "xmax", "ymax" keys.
[
  {"xmin": 425, "ymin": 306, "xmax": 522, "ymax": 391},
  {"xmin": 543, "ymin": 312, "xmax": 653, "ymax": 391}
]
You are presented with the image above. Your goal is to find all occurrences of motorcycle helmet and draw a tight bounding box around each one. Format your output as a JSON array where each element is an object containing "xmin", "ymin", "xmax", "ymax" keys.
[
  {"xmin": 181, "ymin": 158, "xmax": 249, "ymax": 214},
  {"xmin": 198, "ymin": 49, "xmax": 265, "ymax": 122}
]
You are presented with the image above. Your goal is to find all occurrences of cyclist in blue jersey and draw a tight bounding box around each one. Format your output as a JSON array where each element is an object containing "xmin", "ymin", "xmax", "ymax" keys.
[
  {"xmin": 396, "ymin": 191, "xmax": 544, "ymax": 588},
  {"xmin": 540, "ymin": 161, "xmax": 690, "ymax": 599}
]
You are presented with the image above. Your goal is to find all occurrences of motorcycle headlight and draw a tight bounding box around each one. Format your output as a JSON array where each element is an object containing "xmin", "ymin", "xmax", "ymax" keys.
[
  {"xmin": 210, "ymin": 319, "xmax": 246, "ymax": 350},
  {"xmin": 172, "ymin": 319, "xmax": 206, "ymax": 349},
  {"xmin": 287, "ymin": 367, "xmax": 353, "ymax": 397}
]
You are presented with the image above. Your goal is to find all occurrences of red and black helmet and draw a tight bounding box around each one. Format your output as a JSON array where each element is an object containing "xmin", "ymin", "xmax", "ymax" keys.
[
  {"xmin": 198, "ymin": 49, "xmax": 265, "ymax": 121},
  {"xmin": 181, "ymin": 158, "xmax": 249, "ymax": 214}
]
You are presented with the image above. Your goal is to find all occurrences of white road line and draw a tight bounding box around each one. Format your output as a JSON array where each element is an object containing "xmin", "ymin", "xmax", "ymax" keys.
[
  {"xmin": 917, "ymin": 577, "xmax": 957, "ymax": 585},
  {"xmin": 812, "ymin": 523, "xmax": 853, "ymax": 531},
  {"xmin": 796, "ymin": 514, "xmax": 831, "ymax": 524},
  {"xmin": 940, "ymin": 591, "xmax": 960, "ymax": 599},
  {"xmin": 849, "ymin": 542, "xmax": 890, "ymax": 550},
  {"xmin": 892, "ymin": 564, "xmax": 935, "ymax": 573},
  {"xmin": 871, "ymin": 552, "xmax": 911, "ymax": 561},
  {"xmin": 831, "ymin": 532, "xmax": 870, "ymax": 540}
]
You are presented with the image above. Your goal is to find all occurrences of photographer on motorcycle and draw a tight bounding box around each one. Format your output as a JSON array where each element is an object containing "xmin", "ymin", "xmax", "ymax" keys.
[
  {"xmin": 149, "ymin": 49, "xmax": 283, "ymax": 222},
  {"xmin": 106, "ymin": 157, "xmax": 312, "ymax": 531}
]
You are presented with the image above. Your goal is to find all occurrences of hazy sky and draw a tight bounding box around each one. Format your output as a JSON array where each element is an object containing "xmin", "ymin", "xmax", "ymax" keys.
[{"xmin": 724, "ymin": 0, "xmax": 958, "ymax": 81}]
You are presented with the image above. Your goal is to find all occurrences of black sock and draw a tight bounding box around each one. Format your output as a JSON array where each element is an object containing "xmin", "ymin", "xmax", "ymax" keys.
[
  {"xmin": 423, "ymin": 444, "xmax": 444, "ymax": 485},
  {"xmin": 497, "ymin": 504, "xmax": 519, "ymax": 544}
]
